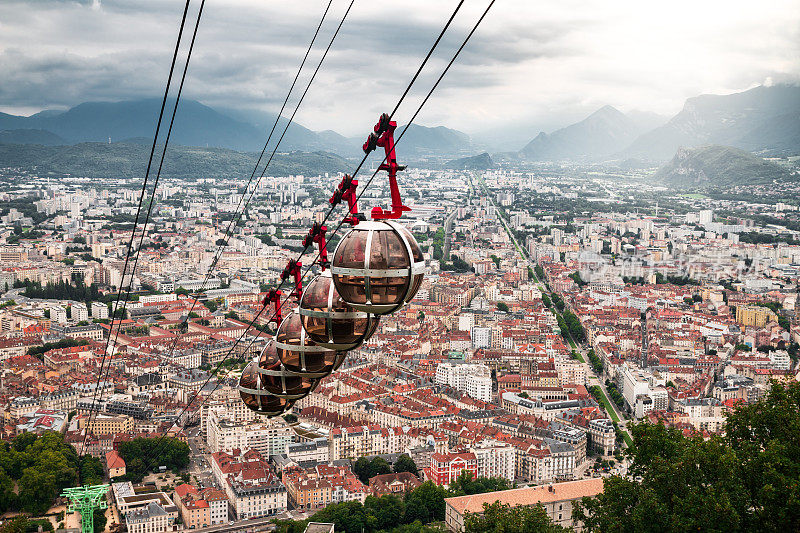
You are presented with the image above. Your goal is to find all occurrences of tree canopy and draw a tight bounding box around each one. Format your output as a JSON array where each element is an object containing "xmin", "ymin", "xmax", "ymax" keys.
[
  {"xmin": 393, "ymin": 454, "xmax": 419, "ymax": 476},
  {"xmin": 117, "ymin": 437, "xmax": 190, "ymax": 482},
  {"xmin": 574, "ymin": 380, "xmax": 800, "ymax": 532},
  {"xmin": 353, "ymin": 456, "xmax": 392, "ymax": 484},
  {"xmin": 0, "ymin": 432, "xmax": 101, "ymax": 516}
]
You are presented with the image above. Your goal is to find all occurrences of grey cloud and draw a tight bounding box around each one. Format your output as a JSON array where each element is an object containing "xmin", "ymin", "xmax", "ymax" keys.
[{"xmin": 0, "ymin": 0, "xmax": 797, "ymax": 137}]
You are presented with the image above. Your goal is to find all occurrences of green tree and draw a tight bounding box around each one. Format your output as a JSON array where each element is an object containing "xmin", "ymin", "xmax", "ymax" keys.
[
  {"xmin": 272, "ymin": 519, "xmax": 308, "ymax": 533},
  {"xmin": 0, "ymin": 471, "xmax": 17, "ymax": 513},
  {"xmin": 310, "ymin": 500, "xmax": 369, "ymax": 533},
  {"xmin": 404, "ymin": 481, "xmax": 447, "ymax": 524},
  {"xmin": 497, "ymin": 302, "xmax": 510, "ymax": 313},
  {"xmin": 18, "ymin": 467, "xmax": 58, "ymax": 515},
  {"xmin": 724, "ymin": 380, "xmax": 800, "ymax": 530},
  {"xmin": 80, "ymin": 455, "xmax": 104, "ymax": 485},
  {"xmin": 365, "ymin": 494, "xmax": 405, "ymax": 531},
  {"xmin": 0, "ymin": 516, "xmax": 28, "ymax": 533},
  {"xmin": 93, "ymin": 508, "xmax": 107, "ymax": 533},
  {"xmin": 393, "ymin": 454, "xmax": 419, "ymax": 476},
  {"xmin": 117, "ymin": 437, "xmax": 190, "ymax": 482},
  {"xmin": 448, "ymin": 471, "xmax": 512, "ymax": 496},
  {"xmin": 464, "ymin": 501, "xmax": 568, "ymax": 533},
  {"xmin": 574, "ymin": 382, "xmax": 800, "ymax": 532}
]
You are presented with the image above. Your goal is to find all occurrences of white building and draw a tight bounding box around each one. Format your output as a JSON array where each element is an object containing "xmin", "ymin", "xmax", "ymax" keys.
[
  {"xmin": 72, "ymin": 303, "xmax": 89, "ymax": 322},
  {"xmin": 618, "ymin": 364, "xmax": 667, "ymax": 418},
  {"xmin": 51, "ymin": 306, "xmax": 67, "ymax": 324},
  {"xmin": 465, "ymin": 373, "xmax": 492, "ymax": 402},
  {"xmin": 435, "ymin": 362, "xmax": 492, "ymax": 402},
  {"xmin": 769, "ymin": 350, "xmax": 791, "ymax": 371},
  {"xmin": 471, "ymin": 326, "xmax": 491, "ymax": 349},
  {"xmin": 125, "ymin": 502, "xmax": 170, "ymax": 533},
  {"xmin": 470, "ymin": 440, "xmax": 515, "ymax": 482},
  {"xmin": 139, "ymin": 293, "xmax": 178, "ymax": 304},
  {"xmin": 91, "ymin": 301, "xmax": 109, "ymax": 319},
  {"xmin": 207, "ymin": 409, "xmax": 292, "ymax": 457}
]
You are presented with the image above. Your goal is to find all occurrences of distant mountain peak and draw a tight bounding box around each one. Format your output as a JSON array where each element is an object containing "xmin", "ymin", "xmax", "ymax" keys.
[
  {"xmin": 654, "ymin": 144, "xmax": 792, "ymax": 188},
  {"xmin": 520, "ymin": 106, "xmax": 640, "ymax": 161},
  {"xmin": 446, "ymin": 152, "xmax": 495, "ymax": 170},
  {"xmin": 622, "ymin": 84, "xmax": 800, "ymax": 161},
  {"xmin": 589, "ymin": 104, "xmax": 625, "ymax": 119}
]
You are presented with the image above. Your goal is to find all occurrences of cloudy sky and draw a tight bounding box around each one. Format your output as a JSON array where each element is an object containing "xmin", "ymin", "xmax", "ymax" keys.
[{"xmin": 1, "ymin": 0, "xmax": 798, "ymax": 139}]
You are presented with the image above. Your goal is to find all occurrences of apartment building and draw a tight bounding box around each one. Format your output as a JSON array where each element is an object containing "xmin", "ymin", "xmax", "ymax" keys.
[
  {"xmin": 92, "ymin": 301, "xmax": 109, "ymax": 319},
  {"xmin": 210, "ymin": 449, "xmax": 287, "ymax": 519},
  {"xmin": 328, "ymin": 425, "xmax": 404, "ymax": 461},
  {"xmin": 174, "ymin": 484, "xmax": 227, "ymax": 528},
  {"xmin": 206, "ymin": 409, "xmax": 292, "ymax": 457},
  {"xmin": 428, "ymin": 452, "xmax": 477, "ymax": 487},
  {"xmin": 469, "ymin": 440, "xmax": 516, "ymax": 482},
  {"xmin": 282, "ymin": 465, "xmax": 367, "ymax": 510},
  {"xmin": 174, "ymin": 484, "xmax": 211, "ymax": 529},
  {"xmin": 82, "ymin": 413, "xmax": 134, "ymax": 435},
  {"xmin": 435, "ymin": 362, "xmax": 492, "ymax": 402},
  {"xmin": 444, "ymin": 478, "xmax": 604, "ymax": 532},
  {"xmin": 125, "ymin": 502, "xmax": 170, "ymax": 533}
]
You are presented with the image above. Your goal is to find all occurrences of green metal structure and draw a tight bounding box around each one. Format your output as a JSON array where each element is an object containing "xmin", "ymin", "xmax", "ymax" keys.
[{"xmin": 61, "ymin": 484, "xmax": 109, "ymax": 533}]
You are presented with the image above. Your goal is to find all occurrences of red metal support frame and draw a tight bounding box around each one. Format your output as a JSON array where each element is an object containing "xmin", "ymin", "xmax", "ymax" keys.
[
  {"xmin": 263, "ymin": 288, "xmax": 284, "ymax": 326},
  {"xmin": 367, "ymin": 113, "xmax": 409, "ymax": 220},
  {"xmin": 303, "ymin": 222, "xmax": 330, "ymax": 270},
  {"xmin": 281, "ymin": 259, "xmax": 304, "ymax": 300},
  {"xmin": 330, "ymin": 174, "xmax": 362, "ymax": 226}
]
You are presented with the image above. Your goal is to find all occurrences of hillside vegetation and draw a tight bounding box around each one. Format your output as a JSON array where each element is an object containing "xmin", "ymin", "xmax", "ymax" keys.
[{"xmin": 0, "ymin": 142, "xmax": 350, "ymax": 179}]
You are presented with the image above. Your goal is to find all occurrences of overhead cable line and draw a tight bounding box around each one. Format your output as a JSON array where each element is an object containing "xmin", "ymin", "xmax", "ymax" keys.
[
  {"xmin": 99, "ymin": 0, "xmax": 336, "ymax": 401},
  {"xmin": 138, "ymin": 0, "xmax": 494, "ymax": 472},
  {"xmin": 157, "ymin": 0, "xmax": 352, "ymax": 361},
  {"xmin": 95, "ymin": 0, "xmax": 208, "ymax": 419},
  {"xmin": 79, "ymin": 0, "xmax": 195, "ymax": 457}
]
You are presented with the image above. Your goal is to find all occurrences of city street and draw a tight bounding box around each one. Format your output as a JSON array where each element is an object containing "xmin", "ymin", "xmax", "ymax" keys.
[{"xmin": 481, "ymin": 177, "xmax": 633, "ymax": 447}]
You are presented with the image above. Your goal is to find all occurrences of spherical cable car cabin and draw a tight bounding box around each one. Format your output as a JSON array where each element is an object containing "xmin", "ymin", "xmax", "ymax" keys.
[
  {"xmin": 238, "ymin": 359, "xmax": 296, "ymax": 416},
  {"xmin": 299, "ymin": 270, "xmax": 379, "ymax": 350},
  {"xmin": 331, "ymin": 220, "xmax": 425, "ymax": 315},
  {"xmin": 255, "ymin": 340, "xmax": 320, "ymax": 399},
  {"xmin": 274, "ymin": 310, "xmax": 344, "ymax": 376}
]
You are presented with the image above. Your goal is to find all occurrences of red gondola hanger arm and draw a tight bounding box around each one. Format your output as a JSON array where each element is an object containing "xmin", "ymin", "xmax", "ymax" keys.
[
  {"xmin": 330, "ymin": 174, "xmax": 363, "ymax": 226},
  {"xmin": 263, "ymin": 288, "xmax": 284, "ymax": 326},
  {"xmin": 303, "ymin": 222, "xmax": 330, "ymax": 270},
  {"xmin": 281, "ymin": 259, "xmax": 304, "ymax": 299},
  {"xmin": 363, "ymin": 113, "xmax": 410, "ymax": 220}
]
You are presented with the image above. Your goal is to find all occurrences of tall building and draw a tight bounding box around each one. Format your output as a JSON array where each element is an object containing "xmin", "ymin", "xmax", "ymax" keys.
[{"xmin": 435, "ymin": 362, "xmax": 492, "ymax": 402}]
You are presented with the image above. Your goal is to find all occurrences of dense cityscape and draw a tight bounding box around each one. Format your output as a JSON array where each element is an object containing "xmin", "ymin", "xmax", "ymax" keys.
[
  {"xmin": 1, "ymin": 0, "xmax": 799, "ymax": 532},
  {"xmin": 0, "ymin": 154, "xmax": 799, "ymax": 532}
]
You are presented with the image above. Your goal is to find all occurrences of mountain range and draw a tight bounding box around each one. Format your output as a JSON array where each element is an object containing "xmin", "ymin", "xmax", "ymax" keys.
[
  {"xmin": 621, "ymin": 85, "xmax": 800, "ymax": 160},
  {"xmin": 654, "ymin": 145, "xmax": 793, "ymax": 188},
  {"xmin": 515, "ymin": 85, "xmax": 799, "ymax": 163},
  {"xmin": 0, "ymin": 85, "xmax": 798, "ymax": 182},
  {"xmin": 0, "ymin": 98, "xmax": 478, "ymax": 160},
  {"xmin": 0, "ymin": 142, "xmax": 349, "ymax": 179},
  {"xmin": 520, "ymin": 105, "xmax": 645, "ymax": 161}
]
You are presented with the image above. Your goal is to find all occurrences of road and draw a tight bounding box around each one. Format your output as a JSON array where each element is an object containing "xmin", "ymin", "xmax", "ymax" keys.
[
  {"xmin": 477, "ymin": 176, "xmax": 633, "ymax": 447},
  {"xmin": 441, "ymin": 208, "xmax": 458, "ymax": 260},
  {"xmin": 188, "ymin": 427, "xmax": 218, "ymax": 489},
  {"xmin": 192, "ymin": 516, "xmax": 276, "ymax": 533}
]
